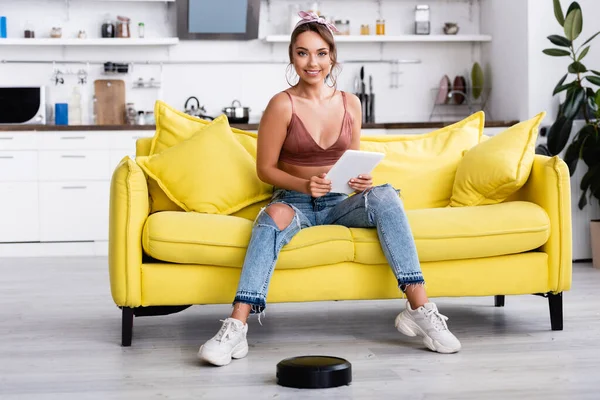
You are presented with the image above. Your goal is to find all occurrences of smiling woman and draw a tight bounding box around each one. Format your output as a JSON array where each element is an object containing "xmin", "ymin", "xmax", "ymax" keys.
[{"xmin": 197, "ymin": 10, "xmax": 462, "ymax": 367}]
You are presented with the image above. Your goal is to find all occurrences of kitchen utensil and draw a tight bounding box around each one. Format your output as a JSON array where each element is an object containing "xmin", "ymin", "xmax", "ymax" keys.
[
  {"xmin": 94, "ymin": 79, "xmax": 126, "ymax": 125},
  {"xmin": 360, "ymin": 67, "xmax": 368, "ymax": 124},
  {"xmin": 222, "ymin": 100, "xmax": 250, "ymax": 123},
  {"xmin": 435, "ymin": 75, "xmax": 451, "ymax": 105},
  {"xmin": 368, "ymin": 75, "xmax": 375, "ymax": 123},
  {"xmin": 184, "ymin": 96, "xmax": 212, "ymax": 119},
  {"xmin": 452, "ymin": 76, "xmax": 466, "ymax": 104}
]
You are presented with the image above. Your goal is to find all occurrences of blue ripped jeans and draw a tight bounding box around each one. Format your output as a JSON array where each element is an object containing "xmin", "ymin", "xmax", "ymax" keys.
[{"xmin": 233, "ymin": 183, "xmax": 424, "ymax": 314}]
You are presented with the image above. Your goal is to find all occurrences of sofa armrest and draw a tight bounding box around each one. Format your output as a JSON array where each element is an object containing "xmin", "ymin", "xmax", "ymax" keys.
[
  {"xmin": 509, "ymin": 155, "xmax": 572, "ymax": 292},
  {"xmin": 109, "ymin": 156, "xmax": 149, "ymax": 307}
]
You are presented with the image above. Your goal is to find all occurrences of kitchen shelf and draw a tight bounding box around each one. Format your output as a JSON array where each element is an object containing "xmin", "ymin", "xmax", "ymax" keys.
[
  {"xmin": 0, "ymin": 38, "xmax": 179, "ymax": 46},
  {"xmin": 263, "ymin": 34, "xmax": 492, "ymax": 43}
]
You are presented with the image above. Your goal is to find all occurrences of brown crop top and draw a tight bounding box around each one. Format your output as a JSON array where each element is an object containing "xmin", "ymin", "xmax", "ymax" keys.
[{"xmin": 278, "ymin": 91, "xmax": 353, "ymax": 167}]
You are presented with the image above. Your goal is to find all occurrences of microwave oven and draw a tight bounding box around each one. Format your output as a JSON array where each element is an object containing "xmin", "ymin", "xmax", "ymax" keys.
[{"xmin": 0, "ymin": 86, "xmax": 47, "ymax": 125}]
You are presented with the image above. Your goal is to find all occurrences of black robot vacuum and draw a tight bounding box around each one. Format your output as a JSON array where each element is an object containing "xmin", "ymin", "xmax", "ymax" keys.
[{"xmin": 276, "ymin": 356, "xmax": 352, "ymax": 389}]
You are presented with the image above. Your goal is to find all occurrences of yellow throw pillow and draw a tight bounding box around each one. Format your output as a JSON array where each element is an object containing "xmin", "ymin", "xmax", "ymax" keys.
[
  {"xmin": 450, "ymin": 112, "xmax": 546, "ymax": 207},
  {"xmin": 360, "ymin": 111, "xmax": 484, "ymax": 210},
  {"xmin": 151, "ymin": 100, "xmax": 258, "ymax": 156},
  {"xmin": 146, "ymin": 101, "xmax": 260, "ymax": 213},
  {"xmin": 137, "ymin": 115, "xmax": 272, "ymax": 215}
]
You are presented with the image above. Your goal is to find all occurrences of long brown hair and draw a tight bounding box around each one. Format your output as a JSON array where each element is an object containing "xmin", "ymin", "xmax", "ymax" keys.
[{"xmin": 288, "ymin": 22, "xmax": 341, "ymax": 89}]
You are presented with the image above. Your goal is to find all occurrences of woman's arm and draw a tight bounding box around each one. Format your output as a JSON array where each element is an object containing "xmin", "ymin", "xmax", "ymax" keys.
[
  {"xmin": 256, "ymin": 93, "xmax": 311, "ymax": 194},
  {"xmin": 346, "ymin": 93, "xmax": 373, "ymax": 192}
]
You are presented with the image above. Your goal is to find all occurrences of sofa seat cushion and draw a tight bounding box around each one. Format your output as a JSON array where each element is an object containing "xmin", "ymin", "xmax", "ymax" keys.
[
  {"xmin": 352, "ymin": 201, "xmax": 550, "ymax": 264},
  {"xmin": 142, "ymin": 212, "xmax": 354, "ymax": 269}
]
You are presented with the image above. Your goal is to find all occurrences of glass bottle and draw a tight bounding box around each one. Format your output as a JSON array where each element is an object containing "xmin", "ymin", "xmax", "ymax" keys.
[
  {"xmin": 415, "ymin": 5, "xmax": 431, "ymax": 35},
  {"xmin": 376, "ymin": 19, "xmax": 385, "ymax": 35},
  {"xmin": 138, "ymin": 22, "xmax": 145, "ymax": 38}
]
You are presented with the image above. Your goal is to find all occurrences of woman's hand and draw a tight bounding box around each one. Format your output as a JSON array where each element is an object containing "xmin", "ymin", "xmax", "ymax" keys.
[
  {"xmin": 307, "ymin": 173, "xmax": 332, "ymax": 197},
  {"xmin": 349, "ymin": 174, "xmax": 373, "ymax": 193}
]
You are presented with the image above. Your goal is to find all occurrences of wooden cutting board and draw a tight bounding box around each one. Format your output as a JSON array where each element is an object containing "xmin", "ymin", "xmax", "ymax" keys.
[{"xmin": 94, "ymin": 79, "xmax": 126, "ymax": 125}]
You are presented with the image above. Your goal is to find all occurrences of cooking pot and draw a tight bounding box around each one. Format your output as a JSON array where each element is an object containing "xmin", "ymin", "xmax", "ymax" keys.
[{"xmin": 222, "ymin": 100, "xmax": 250, "ymax": 123}]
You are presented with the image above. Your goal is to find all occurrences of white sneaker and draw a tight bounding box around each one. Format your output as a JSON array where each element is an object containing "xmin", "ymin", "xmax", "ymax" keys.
[
  {"xmin": 198, "ymin": 318, "xmax": 249, "ymax": 366},
  {"xmin": 395, "ymin": 302, "xmax": 461, "ymax": 354}
]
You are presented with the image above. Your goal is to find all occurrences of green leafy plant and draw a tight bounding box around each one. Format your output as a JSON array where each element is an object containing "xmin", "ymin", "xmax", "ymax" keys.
[{"xmin": 536, "ymin": 0, "xmax": 600, "ymax": 209}]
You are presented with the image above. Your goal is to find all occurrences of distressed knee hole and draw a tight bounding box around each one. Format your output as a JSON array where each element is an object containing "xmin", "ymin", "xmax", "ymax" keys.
[{"xmin": 265, "ymin": 203, "xmax": 295, "ymax": 230}]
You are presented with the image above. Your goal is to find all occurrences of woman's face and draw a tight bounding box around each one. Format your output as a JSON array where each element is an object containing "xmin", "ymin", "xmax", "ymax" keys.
[{"xmin": 292, "ymin": 31, "xmax": 332, "ymax": 85}]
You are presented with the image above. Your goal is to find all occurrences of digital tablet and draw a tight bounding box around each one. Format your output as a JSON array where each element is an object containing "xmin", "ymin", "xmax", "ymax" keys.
[{"xmin": 325, "ymin": 150, "xmax": 385, "ymax": 194}]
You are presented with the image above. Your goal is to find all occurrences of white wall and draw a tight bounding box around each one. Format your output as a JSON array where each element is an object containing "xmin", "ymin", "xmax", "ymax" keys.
[
  {"xmin": 0, "ymin": 0, "xmax": 487, "ymax": 123},
  {"xmin": 480, "ymin": 0, "xmax": 529, "ymax": 121}
]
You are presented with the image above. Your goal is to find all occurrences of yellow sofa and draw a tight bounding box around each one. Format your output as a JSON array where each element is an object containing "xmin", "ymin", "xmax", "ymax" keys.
[{"xmin": 109, "ymin": 113, "xmax": 572, "ymax": 346}]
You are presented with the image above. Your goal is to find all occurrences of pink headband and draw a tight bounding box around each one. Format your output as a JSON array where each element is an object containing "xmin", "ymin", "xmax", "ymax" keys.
[{"xmin": 294, "ymin": 11, "xmax": 339, "ymax": 34}]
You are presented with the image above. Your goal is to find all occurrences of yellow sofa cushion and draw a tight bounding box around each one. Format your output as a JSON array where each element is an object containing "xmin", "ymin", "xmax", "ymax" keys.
[
  {"xmin": 136, "ymin": 115, "xmax": 272, "ymax": 215},
  {"xmin": 353, "ymin": 201, "xmax": 550, "ymax": 264},
  {"xmin": 450, "ymin": 112, "xmax": 546, "ymax": 207},
  {"xmin": 141, "ymin": 201, "xmax": 549, "ymax": 268},
  {"xmin": 145, "ymin": 101, "xmax": 262, "ymax": 213},
  {"xmin": 360, "ymin": 112, "xmax": 484, "ymax": 210},
  {"xmin": 142, "ymin": 212, "xmax": 355, "ymax": 269}
]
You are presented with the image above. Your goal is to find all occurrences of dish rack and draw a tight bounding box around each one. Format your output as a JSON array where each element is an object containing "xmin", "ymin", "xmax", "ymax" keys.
[{"xmin": 428, "ymin": 86, "xmax": 491, "ymax": 121}]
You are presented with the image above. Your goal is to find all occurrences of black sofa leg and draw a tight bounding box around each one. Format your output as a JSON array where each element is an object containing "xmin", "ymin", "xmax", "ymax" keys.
[
  {"xmin": 122, "ymin": 307, "xmax": 134, "ymax": 347},
  {"xmin": 548, "ymin": 292, "xmax": 563, "ymax": 331},
  {"xmin": 494, "ymin": 295, "xmax": 505, "ymax": 307}
]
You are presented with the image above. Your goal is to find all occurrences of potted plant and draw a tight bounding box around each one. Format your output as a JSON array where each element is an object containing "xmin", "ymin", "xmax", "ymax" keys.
[{"xmin": 535, "ymin": 0, "xmax": 600, "ymax": 267}]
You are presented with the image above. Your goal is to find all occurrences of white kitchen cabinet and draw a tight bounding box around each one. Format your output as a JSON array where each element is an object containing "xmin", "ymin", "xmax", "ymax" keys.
[
  {"xmin": 38, "ymin": 150, "xmax": 112, "ymax": 181},
  {"xmin": 0, "ymin": 151, "xmax": 38, "ymax": 182},
  {"xmin": 0, "ymin": 182, "xmax": 40, "ymax": 242},
  {"xmin": 39, "ymin": 132, "xmax": 111, "ymax": 150},
  {"xmin": 0, "ymin": 132, "xmax": 38, "ymax": 150},
  {"xmin": 39, "ymin": 181, "xmax": 110, "ymax": 242}
]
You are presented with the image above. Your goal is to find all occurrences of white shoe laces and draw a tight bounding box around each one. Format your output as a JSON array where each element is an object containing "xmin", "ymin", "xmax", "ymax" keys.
[
  {"xmin": 423, "ymin": 308, "xmax": 449, "ymax": 332},
  {"xmin": 216, "ymin": 319, "xmax": 238, "ymax": 343}
]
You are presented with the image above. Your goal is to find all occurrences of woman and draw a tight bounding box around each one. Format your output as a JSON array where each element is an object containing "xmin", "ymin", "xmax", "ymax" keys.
[{"xmin": 198, "ymin": 12, "xmax": 461, "ymax": 366}]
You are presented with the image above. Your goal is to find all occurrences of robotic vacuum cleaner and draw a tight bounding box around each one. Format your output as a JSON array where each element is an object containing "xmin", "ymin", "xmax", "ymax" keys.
[{"xmin": 276, "ymin": 355, "xmax": 352, "ymax": 389}]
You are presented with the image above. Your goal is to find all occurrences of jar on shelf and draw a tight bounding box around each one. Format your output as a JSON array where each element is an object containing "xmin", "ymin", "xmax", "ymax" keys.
[
  {"xmin": 138, "ymin": 22, "xmax": 145, "ymax": 38},
  {"xmin": 415, "ymin": 5, "xmax": 430, "ymax": 35},
  {"xmin": 360, "ymin": 24, "xmax": 370, "ymax": 35},
  {"xmin": 334, "ymin": 19, "xmax": 350, "ymax": 35},
  {"xmin": 376, "ymin": 19, "xmax": 385, "ymax": 35},
  {"xmin": 101, "ymin": 16, "xmax": 115, "ymax": 38},
  {"xmin": 50, "ymin": 27, "xmax": 62, "ymax": 38},
  {"xmin": 116, "ymin": 15, "xmax": 131, "ymax": 38},
  {"xmin": 24, "ymin": 22, "xmax": 35, "ymax": 38}
]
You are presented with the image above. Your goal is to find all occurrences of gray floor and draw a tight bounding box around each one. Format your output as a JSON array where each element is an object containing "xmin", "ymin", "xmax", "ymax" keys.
[{"xmin": 0, "ymin": 257, "xmax": 598, "ymax": 400}]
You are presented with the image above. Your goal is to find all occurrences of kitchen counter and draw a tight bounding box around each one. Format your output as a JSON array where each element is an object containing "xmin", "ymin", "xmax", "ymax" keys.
[{"xmin": 0, "ymin": 120, "xmax": 519, "ymax": 131}]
